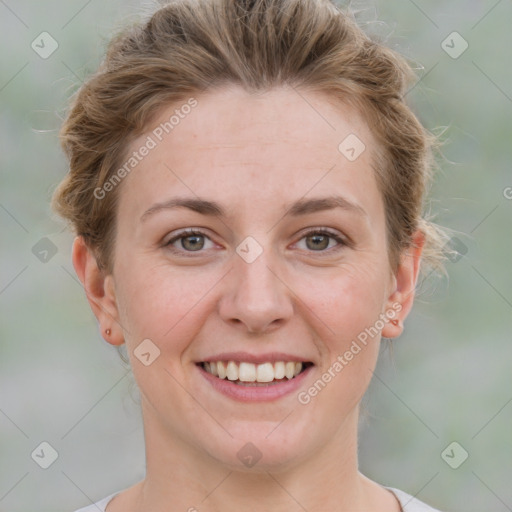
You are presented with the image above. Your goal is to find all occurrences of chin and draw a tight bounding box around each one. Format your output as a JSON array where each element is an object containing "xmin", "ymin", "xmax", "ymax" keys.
[{"xmin": 199, "ymin": 419, "xmax": 322, "ymax": 473}]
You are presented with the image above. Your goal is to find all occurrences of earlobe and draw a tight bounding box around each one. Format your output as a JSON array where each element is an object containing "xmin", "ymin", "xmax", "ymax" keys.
[
  {"xmin": 381, "ymin": 230, "xmax": 425, "ymax": 339},
  {"xmin": 71, "ymin": 236, "xmax": 125, "ymax": 346}
]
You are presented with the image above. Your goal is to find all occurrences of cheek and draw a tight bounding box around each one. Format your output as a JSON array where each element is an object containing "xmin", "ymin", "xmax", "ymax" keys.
[
  {"xmin": 292, "ymin": 262, "xmax": 388, "ymax": 397},
  {"xmin": 115, "ymin": 262, "xmax": 220, "ymax": 352},
  {"xmin": 295, "ymin": 261, "xmax": 390, "ymax": 341}
]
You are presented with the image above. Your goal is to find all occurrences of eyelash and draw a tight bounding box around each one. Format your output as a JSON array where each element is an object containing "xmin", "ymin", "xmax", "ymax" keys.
[
  {"xmin": 296, "ymin": 228, "xmax": 347, "ymax": 252},
  {"xmin": 164, "ymin": 228, "xmax": 347, "ymax": 255}
]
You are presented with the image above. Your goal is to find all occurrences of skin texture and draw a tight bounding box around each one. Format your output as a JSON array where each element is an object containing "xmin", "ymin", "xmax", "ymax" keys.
[{"xmin": 73, "ymin": 85, "xmax": 424, "ymax": 511}]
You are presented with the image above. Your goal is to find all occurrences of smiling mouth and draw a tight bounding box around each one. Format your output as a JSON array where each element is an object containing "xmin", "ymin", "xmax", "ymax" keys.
[{"xmin": 198, "ymin": 361, "xmax": 314, "ymax": 386}]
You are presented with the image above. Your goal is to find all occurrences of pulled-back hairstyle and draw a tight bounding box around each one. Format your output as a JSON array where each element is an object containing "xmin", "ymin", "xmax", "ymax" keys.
[{"xmin": 53, "ymin": 0, "xmax": 448, "ymax": 274}]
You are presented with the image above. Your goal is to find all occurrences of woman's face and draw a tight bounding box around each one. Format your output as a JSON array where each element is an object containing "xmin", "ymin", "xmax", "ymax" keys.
[{"xmin": 92, "ymin": 85, "xmax": 419, "ymax": 470}]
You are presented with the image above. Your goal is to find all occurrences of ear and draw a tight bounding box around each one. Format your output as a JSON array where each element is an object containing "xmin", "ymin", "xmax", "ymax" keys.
[
  {"xmin": 72, "ymin": 236, "xmax": 124, "ymax": 346},
  {"xmin": 381, "ymin": 230, "xmax": 425, "ymax": 339}
]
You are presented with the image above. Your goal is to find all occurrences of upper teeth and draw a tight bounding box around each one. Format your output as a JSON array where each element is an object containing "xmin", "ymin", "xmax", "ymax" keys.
[{"xmin": 203, "ymin": 361, "xmax": 303, "ymax": 382}]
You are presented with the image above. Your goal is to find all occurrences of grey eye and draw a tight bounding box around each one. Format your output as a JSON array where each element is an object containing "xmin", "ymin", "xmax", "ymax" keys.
[
  {"xmin": 166, "ymin": 230, "xmax": 214, "ymax": 252},
  {"xmin": 305, "ymin": 233, "xmax": 331, "ymax": 251},
  {"xmin": 180, "ymin": 234, "xmax": 205, "ymax": 251}
]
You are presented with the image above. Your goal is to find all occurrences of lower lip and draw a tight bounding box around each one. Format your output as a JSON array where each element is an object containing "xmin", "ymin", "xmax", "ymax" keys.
[{"xmin": 197, "ymin": 364, "xmax": 314, "ymax": 402}]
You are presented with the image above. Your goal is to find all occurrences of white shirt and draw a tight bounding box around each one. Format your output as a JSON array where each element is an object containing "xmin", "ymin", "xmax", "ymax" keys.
[{"xmin": 73, "ymin": 487, "xmax": 442, "ymax": 511}]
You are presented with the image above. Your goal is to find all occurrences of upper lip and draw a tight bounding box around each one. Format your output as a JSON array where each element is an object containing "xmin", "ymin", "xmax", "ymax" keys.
[{"xmin": 196, "ymin": 352, "xmax": 314, "ymax": 365}]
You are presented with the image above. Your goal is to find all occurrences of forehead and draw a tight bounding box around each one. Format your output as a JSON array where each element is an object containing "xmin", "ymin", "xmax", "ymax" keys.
[
  {"xmin": 118, "ymin": 85, "xmax": 381, "ymax": 222},
  {"xmin": 160, "ymin": 85, "xmax": 372, "ymax": 152}
]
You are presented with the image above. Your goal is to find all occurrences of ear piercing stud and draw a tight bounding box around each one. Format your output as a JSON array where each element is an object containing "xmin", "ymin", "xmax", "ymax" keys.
[
  {"xmin": 390, "ymin": 319, "xmax": 399, "ymax": 327},
  {"xmin": 105, "ymin": 328, "xmax": 111, "ymax": 336}
]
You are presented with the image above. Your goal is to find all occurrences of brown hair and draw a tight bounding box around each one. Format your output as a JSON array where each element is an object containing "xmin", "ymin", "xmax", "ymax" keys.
[{"xmin": 53, "ymin": 0, "xmax": 448, "ymax": 274}]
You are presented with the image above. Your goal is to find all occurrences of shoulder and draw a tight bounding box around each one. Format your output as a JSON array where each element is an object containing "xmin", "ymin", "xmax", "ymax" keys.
[
  {"xmin": 75, "ymin": 487, "xmax": 442, "ymax": 512},
  {"xmin": 386, "ymin": 487, "xmax": 443, "ymax": 512},
  {"xmin": 72, "ymin": 492, "xmax": 118, "ymax": 512}
]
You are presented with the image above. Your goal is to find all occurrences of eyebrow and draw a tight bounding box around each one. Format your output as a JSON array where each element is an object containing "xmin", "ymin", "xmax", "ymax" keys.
[
  {"xmin": 140, "ymin": 195, "xmax": 367, "ymax": 222},
  {"xmin": 141, "ymin": 197, "xmax": 224, "ymax": 222},
  {"xmin": 287, "ymin": 196, "xmax": 366, "ymax": 217}
]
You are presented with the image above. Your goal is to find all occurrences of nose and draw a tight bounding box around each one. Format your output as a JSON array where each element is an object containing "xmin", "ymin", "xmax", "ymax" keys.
[{"xmin": 218, "ymin": 250, "xmax": 294, "ymax": 334}]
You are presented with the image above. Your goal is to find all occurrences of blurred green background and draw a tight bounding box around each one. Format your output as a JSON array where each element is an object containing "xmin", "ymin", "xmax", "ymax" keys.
[{"xmin": 1, "ymin": 1, "xmax": 511, "ymax": 511}]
